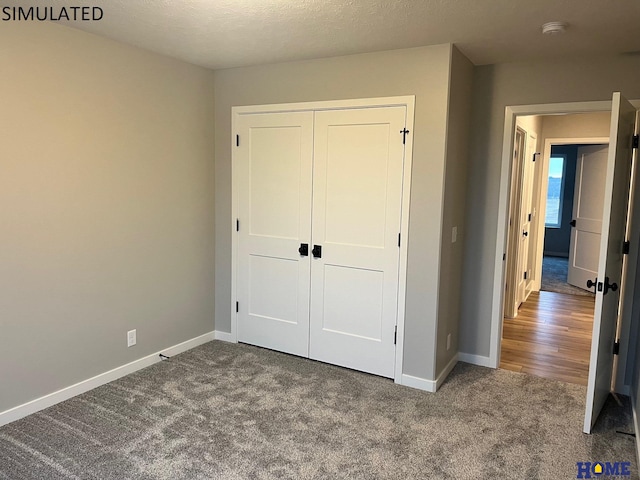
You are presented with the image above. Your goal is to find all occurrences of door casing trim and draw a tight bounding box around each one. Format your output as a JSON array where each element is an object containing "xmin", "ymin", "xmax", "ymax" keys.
[
  {"xmin": 231, "ymin": 96, "xmax": 416, "ymax": 384},
  {"xmin": 491, "ymin": 101, "xmax": 612, "ymax": 369}
]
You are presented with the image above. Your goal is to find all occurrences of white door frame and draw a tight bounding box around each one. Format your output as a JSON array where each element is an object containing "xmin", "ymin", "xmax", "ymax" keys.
[
  {"xmin": 531, "ymin": 137, "xmax": 610, "ymax": 293},
  {"xmin": 230, "ymin": 96, "xmax": 416, "ymax": 384},
  {"xmin": 489, "ymin": 101, "xmax": 612, "ymax": 369}
]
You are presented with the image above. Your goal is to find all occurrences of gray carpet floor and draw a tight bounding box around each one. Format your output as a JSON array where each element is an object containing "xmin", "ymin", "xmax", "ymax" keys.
[
  {"xmin": 0, "ymin": 341, "xmax": 636, "ymax": 479},
  {"xmin": 541, "ymin": 256, "xmax": 596, "ymax": 297}
]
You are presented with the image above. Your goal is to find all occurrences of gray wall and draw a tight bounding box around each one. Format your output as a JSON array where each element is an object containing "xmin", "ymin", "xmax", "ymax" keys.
[
  {"xmin": 0, "ymin": 23, "xmax": 216, "ymax": 413},
  {"xmin": 459, "ymin": 55, "xmax": 640, "ymax": 360},
  {"xmin": 543, "ymin": 145, "xmax": 578, "ymax": 257},
  {"xmin": 214, "ymin": 44, "xmax": 456, "ymax": 380},
  {"xmin": 436, "ymin": 47, "xmax": 474, "ymax": 375}
]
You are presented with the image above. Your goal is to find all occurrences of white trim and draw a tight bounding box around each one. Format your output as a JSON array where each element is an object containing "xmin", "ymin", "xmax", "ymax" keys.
[
  {"xmin": 613, "ymin": 109, "xmax": 640, "ymax": 394},
  {"xmin": 435, "ymin": 353, "xmax": 459, "ymax": 390},
  {"xmin": 232, "ymin": 96, "xmax": 416, "ymax": 115},
  {"xmin": 214, "ymin": 330, "xmax": 236, "ymax": 343},
  {"xmin": 458, "ymin": 352, "xmax": 493, "ymax": 368},
  {"xmin": 0, "ymin": 331, "xmax": 215, "ymax": 427},
  {"xmin": 400, "ymin": 354, "xmax": 458, "ymax": 393},
  {"xmin": 231, "ymin": 96, "xmax": 416, "ymax": 383},
  {"xmin": 401, "ymin": 374, "xmax": 437, "ymax": 393},
  {"xmin": 490, "ymin": 101, "xmax": 612, "ymax": 369},
  {"xmin": 394, "ymin": 98, "xmax": 416, "ymax": 383},
  {"xmin": 230, "ymin": 110, "xmax": 239, "ymax": 344}
]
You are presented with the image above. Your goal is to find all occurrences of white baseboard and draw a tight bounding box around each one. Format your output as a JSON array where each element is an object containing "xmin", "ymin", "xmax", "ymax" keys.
[
  {"xmin": 401, "ymin": 373, "xmax": 437, "ymax": 393},
  {"xmin": 458, "ymin": 352, "xmax": 493, "ymax": 368},
  {"xmin": 435, "ymin": 353, "xmax": 459, "ymax": 390},
  {"xmin": 399, "ymin": 355, "xmax": 459, "ymax": 394},
  {"xmin": 214, "ymin": 330, "xmax": 236, "ymax": 343},
  {"xmin": 0, "ymin": 331, "xmax": 215, "ymax": 427}
]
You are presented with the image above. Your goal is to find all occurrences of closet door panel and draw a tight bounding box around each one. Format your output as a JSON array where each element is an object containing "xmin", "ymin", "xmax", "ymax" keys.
[
  {"xmin": 236, "ymin": 112, "xmax": 313, "ymax": 357},
  {"xmin": 309, "ymin": 106, "xmax": 406, "ymax": 378}
]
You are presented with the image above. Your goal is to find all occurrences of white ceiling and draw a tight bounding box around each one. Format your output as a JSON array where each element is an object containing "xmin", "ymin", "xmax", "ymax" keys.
[{"xmin": 32, "ymin": 0, "xmax": 640, "ymax": 69}]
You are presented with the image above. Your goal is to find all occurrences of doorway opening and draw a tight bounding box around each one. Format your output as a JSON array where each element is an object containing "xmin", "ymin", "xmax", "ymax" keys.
[
  {"xmin": 500, "ymin": 113, "xmax": 611, "ymax": 386},
  {"xmin": 491, "ymin": 94, "xmax": 639, "ymax": 433}
]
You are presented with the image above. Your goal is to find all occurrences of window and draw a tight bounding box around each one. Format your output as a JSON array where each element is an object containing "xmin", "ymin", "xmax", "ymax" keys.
[{"xmin": 545, "ymin": 155, "xmax": 566, "ymax": 228}]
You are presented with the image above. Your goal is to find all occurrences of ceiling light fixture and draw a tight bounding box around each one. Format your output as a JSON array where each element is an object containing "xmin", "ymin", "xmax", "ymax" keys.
[{"xmin": 542, "ymin": 21, "xmax": 568, "ymax": 35}]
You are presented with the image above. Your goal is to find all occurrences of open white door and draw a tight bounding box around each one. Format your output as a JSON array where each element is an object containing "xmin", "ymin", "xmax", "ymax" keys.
[
  {"xmin": 568, "ymin": 145, "xmax": 609, "ymax": 291},
  {"xmin": 519, "ymin": 133, "xmax": 537, "ymax": 300},
  {"xmin": 504, "ymin": 128, "xmax": 527, "ymax": 318},
  {"xmin": 583, "ymin": 93, "xmax": 636, "ymax": 433},
  {"xmin": 524, "ymin": 134, "xmax": 539, "ymax": 297}
]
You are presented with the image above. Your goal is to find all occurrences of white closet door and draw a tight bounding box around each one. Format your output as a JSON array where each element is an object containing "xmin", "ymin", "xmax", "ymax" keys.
[
  {"xmin": 236, "ymin": 112, "xmax": 313, "ymax": 357},
  {"xmin": 309, "ymin": 107, "xmax": 406, "ymax": 378}
]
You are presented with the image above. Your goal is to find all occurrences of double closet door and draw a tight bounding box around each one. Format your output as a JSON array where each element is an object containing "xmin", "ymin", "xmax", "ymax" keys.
[{"xmin": 236, "ymin": 105, "xmax": 406, "ymax": 378}]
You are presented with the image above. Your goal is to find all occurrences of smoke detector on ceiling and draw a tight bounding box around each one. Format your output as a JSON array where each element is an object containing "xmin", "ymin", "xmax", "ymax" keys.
[{"xmin": 542, "ymin": 22, "xmax": 568, "ymax": 35}]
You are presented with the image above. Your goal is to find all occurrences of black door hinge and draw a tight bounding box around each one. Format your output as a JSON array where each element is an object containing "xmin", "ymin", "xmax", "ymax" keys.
[
  {"xmin": 613, "ymin": 341, "xmax": 620, "ymax": 355},
  {"xmin": 532, "ymin": 153, "xmax": 538, "ymax": 162},
  {"xmin": 528, "ymin": 213, "xmax": 532, "ymax": 222},
  {"xmin": 236, "ymin": 134, "xmax": 240, "ymax": 147},
  {"xmin": 394, "ymin": 325, "xmax": 397, "ymax": 345},
  {"xmin": 503, "ymin": 253, "xmax": 506, "ymax": 261},
  {"xmin": 398, "ymin": 233, "xmax": 401, "ymax": 247},
  {"xmin": 633, "ymin": 135, "xmax": 638, "ymax": 149},
  {"xmin": 623, "ymin": 241, "xmax": 630, "ymax": 255},
  {"xmin": 400, "ymin": 128, "xmax": 410, "ymax": 145},
  {"xmin": 524, "ymin": 271, "xmax": 528, "ymax": 280},
  {"xmin": 236, "ymin": 301, "xmax": 239, "ymax": 313},
  {"xmin": 236, "ymin": 219, "xmax": 240, "ymax": 232}
]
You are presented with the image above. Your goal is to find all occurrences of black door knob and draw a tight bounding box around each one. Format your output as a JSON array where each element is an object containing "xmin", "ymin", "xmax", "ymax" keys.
[
  {"xmin": 603, "ymin": 276, "xmax": 618, "ymax": 295},
  {"xmin": 312, "ymin": 245, "xmax": 322, "ymax": 258},
  {"xmin": 298, "ymin": 243, "xmax": 309, "ymax": 256}
]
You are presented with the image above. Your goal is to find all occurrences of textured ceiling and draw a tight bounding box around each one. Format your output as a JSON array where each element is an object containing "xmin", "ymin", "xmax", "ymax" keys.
[{"xmin": 19, "ymin": 0, "xmax": 640, "ymax": 69}]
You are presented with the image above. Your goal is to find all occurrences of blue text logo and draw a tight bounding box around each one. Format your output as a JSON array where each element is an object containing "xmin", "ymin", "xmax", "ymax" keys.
[{"xmin": 576, "ymin": 462, "xmax": 632, "ymax": 478}]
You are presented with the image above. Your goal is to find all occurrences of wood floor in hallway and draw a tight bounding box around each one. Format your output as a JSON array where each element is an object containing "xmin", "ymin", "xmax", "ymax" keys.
[{"xmin": 500, "ymin": 290, "xmax": 595, "ymax": 386}]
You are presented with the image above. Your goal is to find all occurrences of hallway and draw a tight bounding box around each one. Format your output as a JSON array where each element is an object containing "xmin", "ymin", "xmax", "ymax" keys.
[{"xmin": 500, "ymin": 291, "xmax": 595, "ymax": 385}]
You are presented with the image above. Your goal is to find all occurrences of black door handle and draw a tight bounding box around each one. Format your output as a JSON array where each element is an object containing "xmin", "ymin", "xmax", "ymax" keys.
[
  {"xmin": 587, "ymin": 277, "xmax": 597, "ymax": 293},
  {"xmin": 570, "ymin": 219, "xmax": 576, "ymax": 227},
  {"xmin": 312, "ymin": 245, "xmax": 322, "ymax": 258},
  {"xmin": 299, "ymin": 243, "xmax": 309, "ymax": 256},
  {"xmin": 603, "ymin": 276, "xmax": 618, "ymax": 295}
]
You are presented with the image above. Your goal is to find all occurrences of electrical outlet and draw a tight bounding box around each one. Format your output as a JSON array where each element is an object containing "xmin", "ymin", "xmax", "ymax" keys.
[
  {"xmin": 451, "ymin": 226, "xmax": 457, "ymax": 243},
  {"xmin": 127, "ymin": 329, "xmax": 137, "ymax": 347},
  {"xmin": 447, "ymin": 333, "xmax": 451, "ymax": 351}
]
